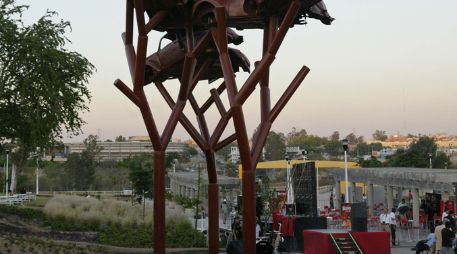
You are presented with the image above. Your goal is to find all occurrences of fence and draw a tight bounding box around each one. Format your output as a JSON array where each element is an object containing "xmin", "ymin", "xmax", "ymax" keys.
[{"xmin": 0, "ymin": 193, "xmax": 36, "ymax": 205}]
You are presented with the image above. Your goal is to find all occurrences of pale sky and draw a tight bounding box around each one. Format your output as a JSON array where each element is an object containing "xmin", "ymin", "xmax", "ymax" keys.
[{"xmin": 18, "ymin": 0, "xmax": 457, "ymax": 142}]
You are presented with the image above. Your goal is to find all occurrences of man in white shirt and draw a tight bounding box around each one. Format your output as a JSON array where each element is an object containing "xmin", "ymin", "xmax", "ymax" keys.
[
  {"xmin": 442, "ymin": 210, "xmax": 449, "ymax": 221},
  {"xmin": 386, "ymin": 208, "xmax": 397, "ymax": 246},
  {"xmin": 380, "ymin": 208, "xmax": 390, "ymax": 232}
]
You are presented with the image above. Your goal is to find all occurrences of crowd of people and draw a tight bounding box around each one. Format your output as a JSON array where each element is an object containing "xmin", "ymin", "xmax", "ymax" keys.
[{"xmin": 411, "ymin": 212, "xmax": 456, "ymax": 254}]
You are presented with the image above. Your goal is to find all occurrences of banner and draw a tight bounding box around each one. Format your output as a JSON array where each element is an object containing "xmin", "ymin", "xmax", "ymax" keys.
[
  {"xmin": 341, "ymin": 203, "xmax": 352, "ymax": 228},
  {"xmin": 425, "ymin": 192, "xmax": 442, "ymax": 218}
]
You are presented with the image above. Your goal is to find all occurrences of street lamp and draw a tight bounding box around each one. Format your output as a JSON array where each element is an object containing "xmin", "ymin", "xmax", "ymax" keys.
[
  {"xmin": 342, "ymin": 139, "xmax": 349, "ymax": 203},
  {"xmin": 5, "ymin": 150, "xmax": 9, "ymax": 197},
  {"xmin": 428, "ymin": 153, "xmax": 432, "ymax": 169},
  {"xmin": 285, "ymin": 154, "xmax": 294, "ymax": 206},
  {"xmin": 35, "ymin": 153, "xmax": 40, "ymax": 195}
]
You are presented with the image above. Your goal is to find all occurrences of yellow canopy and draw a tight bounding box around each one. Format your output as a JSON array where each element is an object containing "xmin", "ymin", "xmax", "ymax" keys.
[{"xmin": 238, "ymin": 160, "xmax": 360, "ymax": 178}]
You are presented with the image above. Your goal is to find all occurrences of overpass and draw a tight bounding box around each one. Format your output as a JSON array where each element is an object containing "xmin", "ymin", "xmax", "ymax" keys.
[{"xmin": 325, "ymin": 167, "xmax": 457, "ymax": 227}]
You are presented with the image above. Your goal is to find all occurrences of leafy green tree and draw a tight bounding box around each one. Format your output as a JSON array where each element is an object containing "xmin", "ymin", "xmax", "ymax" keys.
[
  {"xmin": 63, "ymin": 135, "xmax": 100, "ymax": 190},
  {"xmin": 345, "ymin": 133, "xmax": 358, "ymax": 145},
  {"xmin": 433, "ymin": 152, "xmax": 451, "ymax": 169},
  {"xmin": 359, "ymin": 157, "xmax": 383, "ymax": 168},
  {"xmin": 264, "ymin": 131, "xmax": 286, "ymax": 161},
  {"xmin": 372, "ymin": 130, "xmax": 388, "ymax": 141},
  {"xmin": 115, "ymin": 136, "xmax": 127, "ymax": 142},
  {"xmin": 128, "ymin": 155, "xmax": 153, "ymax": 202},
  {"xmin": 370, "ymin": 142, "xmax": 383, "ymax": 152},
  {"xmin": 388, "ymin": 136, "xmax": 438, "ymax": 168},
  {"xmin": 324, "ymin": 140, "xmax": 341, "ymax": 159},
  {"xmin": 0, "ymin": 0, "xmax": 94, "ymax": 191},
  {"xmin": 330, "ymin": 131, "xmax": 340, "ymax": 141},
  {"xmin": 356, "ymin": 142, "xmax": 370, "ymax": 156},
  {"xmin": 224, "ymin": 161, "xmax": 239, "ymax": 177}
]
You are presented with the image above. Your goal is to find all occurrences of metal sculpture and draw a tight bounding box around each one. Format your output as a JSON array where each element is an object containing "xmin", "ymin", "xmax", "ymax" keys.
[{"xmin": 114, "ymin": 0, "xmax": 333, "ymax": 253}]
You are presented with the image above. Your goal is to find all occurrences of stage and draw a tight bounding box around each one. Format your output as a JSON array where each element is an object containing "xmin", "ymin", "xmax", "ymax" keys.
[{"xmin": 302, "ymin": 229, "xmax": 391, "ymax": 254}]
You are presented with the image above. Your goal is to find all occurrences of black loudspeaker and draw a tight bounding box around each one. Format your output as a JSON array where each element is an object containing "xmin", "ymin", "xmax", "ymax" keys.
[
  {"xmin": 285, "ymin": 204, "xmax": 295, "ymax": 215},
  {"xmin": 237, "ymin": 195, "xmax": 242, "ymax": 212},
  {"xmin": 351, "ymin": 202, "xmax": 367, "ymax": 232},
  {"xmin": 293, "ymin": 162, "xmax": 317, "ymax": 217},
  {"xmin": 293, "ymin": 216, "xmax": 327, "ymax": 252}
]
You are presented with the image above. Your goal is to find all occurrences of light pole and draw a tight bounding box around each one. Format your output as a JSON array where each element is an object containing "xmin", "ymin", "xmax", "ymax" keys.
[
  {"xmin": 285, "ymin": 155, "xmax": 294, "ymax": 206},
  {"xmin": 36, "ymin": 155, "xmax": 40, "ymax": 195},
  {"xmin": 342, "ymin": 139, "xmax": 349, "ymax": 203},
  {"xmin": 5, "ymin": 150, "xmax": 9, "ymax": 197},
  {"xmin": 428, "ymin": 153, "xmax": 432, "ymax": 169}
]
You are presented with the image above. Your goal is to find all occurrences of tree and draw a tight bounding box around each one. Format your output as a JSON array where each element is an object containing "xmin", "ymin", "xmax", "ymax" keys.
[
  {"xmin": 0, "ymin": 0, "xmax": 94, "ymax": 191},
  {"xmin": 388, "ymin": 136, "xmax": 438, "ymax": 168},
  {"xmin": 115, "ymin": 136, "xmax": 127, "ymax": 142},
  {"xmin": 433, "ymin": 152, "xmax": 451, "ymax": 169},
  {"xmin": 330, "ymin": 131, "xmax": 340, "ymax": 141},
  {"xmin": 287, "ymin": 127, "xmax": 307, "ymax": 139},
  {"xmin": 128, "ymin": 155, "xmax": 153, "ymax": 203},
  {"xmin": 63, "ymin": 135, "xmax": 100, "ymax": 190},
  {"xmin": 345, "ymin": 133, "xmax": 358, "ymax": 145},
  {"xmin": 356, "ymin": 142, "xmax": 370, "ymax": 156},
  {"xmin": 372, "ymin": 130, "xmax": 388, "ymax": 141},
  {"xmin": 359, "ymin": 157, "xmax": 383, "ymax": 168},
  {"xmin": 264, "ymin": 131, "xmax": 286, "ymax": 161}
]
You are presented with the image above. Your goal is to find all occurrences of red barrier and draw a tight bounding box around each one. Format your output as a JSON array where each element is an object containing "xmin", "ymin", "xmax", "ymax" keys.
[
  {"xmin": 302, "ymin": 231, "xmax": 337, "ymax": 254},
  {"xmin": 302, "ymin": 230, "xmax": 390, "ymax": 254},
  {"xmin": 352, "ymin": 232, "xmax": 390, "ymax": 254}
]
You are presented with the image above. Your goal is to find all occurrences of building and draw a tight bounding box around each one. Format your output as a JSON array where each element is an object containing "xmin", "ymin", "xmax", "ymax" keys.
[
  {"xmin": 230, "ymin": 146, "xmax": 240, "ymax": 163},
  {"xmin": 65, "ymin": 139, "xmax": 188, "ymax": 161}
]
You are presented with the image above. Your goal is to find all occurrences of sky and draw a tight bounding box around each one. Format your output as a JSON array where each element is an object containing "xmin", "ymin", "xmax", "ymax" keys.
[{"xmin": 17, "ymin": 0, "xmax": 457, "ymax": 142}]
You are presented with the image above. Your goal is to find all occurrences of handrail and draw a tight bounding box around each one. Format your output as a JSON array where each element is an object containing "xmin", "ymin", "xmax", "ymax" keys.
[
  {"xmin": 329, "ymin": 233, "xmax": 343, "ymax": 254},
  {"xmin": 349, "ymin": 232, "xmax": 364, "ymax": 254}
]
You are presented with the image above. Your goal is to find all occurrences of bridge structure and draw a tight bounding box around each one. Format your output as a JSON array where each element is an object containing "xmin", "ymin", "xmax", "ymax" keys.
[
  {"xmin": 113, "ymin": 0, "xmax": 333, "ymax": 253},
  {"xmin": 326, "ymin": 167, "xmax": 457, "ymax": 228}
]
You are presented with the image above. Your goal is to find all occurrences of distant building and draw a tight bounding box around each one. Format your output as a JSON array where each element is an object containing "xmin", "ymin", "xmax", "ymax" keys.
[
  {"xmin": 65, "ymin": 139, "xmax": 188, "ymax": 161},
  {"xmin": 230, "ymin": 147, "xmax": 240, "ymax": 163}
]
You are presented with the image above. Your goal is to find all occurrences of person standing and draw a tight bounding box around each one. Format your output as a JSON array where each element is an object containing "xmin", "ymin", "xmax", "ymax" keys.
[
  {"xmin": 444, "ymin": 210, "xmax": 456, "ymax": 231},
  {"xmin": 330, "ymin": 192, "xmax": 334, "ymax": 210},
  {"xmin": 441, "ymin": 221, "xmax": 455, "ymax": 254},
  {"xmin": 435, "ymin": 220, "xmax": 445, "ymax": 254},
  {"xmin": 386, "ymin": 208, "xmax": 397, "ymax": 246},
  {"xmin": 380, "ymin": 208, "xmax": 390, "ymax": 233}
]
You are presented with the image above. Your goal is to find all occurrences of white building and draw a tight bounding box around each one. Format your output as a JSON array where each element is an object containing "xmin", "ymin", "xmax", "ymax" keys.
[{"xmin": 65, "ymin": 141, "xmax": 188, "ymax": 161}]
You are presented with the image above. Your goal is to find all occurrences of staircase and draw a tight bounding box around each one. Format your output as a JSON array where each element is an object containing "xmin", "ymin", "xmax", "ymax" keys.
[{"xmin": 330, "ymin": 233, "xmax": 363, "ymax": 254}]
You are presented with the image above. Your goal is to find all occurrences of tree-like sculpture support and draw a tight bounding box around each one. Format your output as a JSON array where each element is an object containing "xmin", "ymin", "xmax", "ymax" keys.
[{"xmin": 114, "ymin": 0, "xmax": 332, "ymax": 253}]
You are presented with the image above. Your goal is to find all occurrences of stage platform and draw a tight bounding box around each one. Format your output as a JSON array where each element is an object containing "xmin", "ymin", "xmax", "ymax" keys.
[{"xmin": 302, "ymin": 229, "xmax": 391, "ymax": 254}]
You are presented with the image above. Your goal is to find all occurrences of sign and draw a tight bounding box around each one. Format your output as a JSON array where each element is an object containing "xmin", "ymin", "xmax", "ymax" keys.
[
  {"xmin": 425, "ymin": 192, "xmax": 442, "ymax": 218},
  {"xmin": 286, "ymin": 146, "xmax": 301, "ymax": 153},
  {"xmin": 341, "ymin": 203, "xmax": 352, "ymax": 229}
]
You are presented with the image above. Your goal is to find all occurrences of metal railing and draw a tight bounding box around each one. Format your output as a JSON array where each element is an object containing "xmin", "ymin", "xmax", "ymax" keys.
[{"xmin": 0, "ymin": 193, "xmax": 36, "ymax": 205}]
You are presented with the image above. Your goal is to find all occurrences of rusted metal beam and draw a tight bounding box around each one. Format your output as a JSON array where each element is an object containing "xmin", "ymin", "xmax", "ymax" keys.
[
  {"xmin": 200, "ymin": 82, "xmax": 226, "ymax": 113},
  {"xmin": 155, "ymin": 82, "xmax": 207, "ymax": 150},
  {"xmin": 215, "ymin": 133, "xmax": 237, "ymax": 152},
  {"xmin": 211, "ymin": 6, "xmax": 255, "ymax": 253},
  {"xmin": 269, "ymin": 66, "xmax": 310, "ymax": 122},
  {"xmin": 133, "ymin": 35, "xmax": 148, "ymax": 93},
  {"xmin": 145, "ymin": 11, "xmax": 167, "ymax": 34},
  {"xmin": 236, "ymin": 0, "xmax": 301, "ymax": 105},
  {"xmin": 153, "ymin": 151, "xmax": 165, "ymax": 254},
  {"xmin": 134, "ymin": 0, "xmax": 146, "ymax": 36},
  {"xmin": 210, "ymin": 89, "xmax": 227, "ymax": 116},
  {"xmin": 114, "ymin": 79, "xmax": 140, "ymax": 107}
]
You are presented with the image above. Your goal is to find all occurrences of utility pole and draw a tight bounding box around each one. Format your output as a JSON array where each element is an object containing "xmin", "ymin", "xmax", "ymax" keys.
[
  {"xmin": 194, "ymin": 162, "xmax": 202, "ymax": 230},
  {"xmin": 5, "ymin": 150, "xmax": 9, "ymax": 197},
  {"xmin": 36, "ymin": 157, "xmax": 39, "ymax": 194}
]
